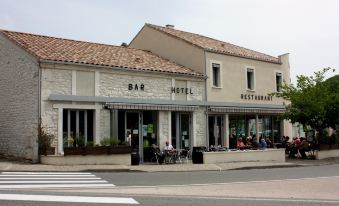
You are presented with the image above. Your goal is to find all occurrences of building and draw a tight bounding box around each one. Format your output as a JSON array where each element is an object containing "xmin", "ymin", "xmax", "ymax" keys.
[
  {"xmin": 130, "ymin": 24, "xmax": 292, "ymax": 149},
  {"xmin": 0, "ymin": 30, "xmax": 206, "ymax": 162},
  {"xmin": 0, "ymin": 24, "xmax": 292, "ymax": 163}
]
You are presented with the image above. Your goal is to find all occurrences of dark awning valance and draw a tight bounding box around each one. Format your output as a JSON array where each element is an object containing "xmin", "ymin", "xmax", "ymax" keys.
[
  {"xmin": 105, "ymin": 103, "xmax": 198, "ymax": 111},
  {"xmin": 209, "ymin": 106, "xmax": 285, "ymax": 114}
]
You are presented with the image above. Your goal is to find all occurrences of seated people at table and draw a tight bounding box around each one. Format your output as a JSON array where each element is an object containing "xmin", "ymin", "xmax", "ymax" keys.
[
  {"xmin": 265, "ymin": 137, "xmax": 273, "ymax": 148},
  {"xmin": 150, "ymin": 144, "xmax": 164, "ymax": 164},
  {"xmin": 163, "ymin": 141, "xmax": 176, "ymax": 155},
  {"xmin": 299, "ymin": 138, "xmax": 310, "ymax": 159},
  {"xmin": 260, "ymin": 138, "xmax": 267, "ymax": 149},
  {"xmin": 245, "ymin": 136, "xmax": 253, "ymax": 149},
  {"xmin": 251, "ymin": 137, "xmax": 259, "ymax": 149},
  {"xmin": 281, "ymin": 136, "xmax": 290, "ymax": 148},
  {"xmin": 237, "ymin": 137, "xmax": 245, "ymax": 150}
]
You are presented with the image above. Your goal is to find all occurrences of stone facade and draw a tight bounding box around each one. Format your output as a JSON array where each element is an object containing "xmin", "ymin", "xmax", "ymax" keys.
[
  {"xmin": 40, "ymin": 68, "xmax": 72, "ymax": 147},
  {"xmin": 0, "ymin": 34, "xmax": 40, "ymax": 161}
]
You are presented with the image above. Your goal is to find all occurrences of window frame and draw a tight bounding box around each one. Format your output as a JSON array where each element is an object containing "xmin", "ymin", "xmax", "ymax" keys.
[
  {"xmin": 245, "ymin": 66, "xmax": 256, "ymax": 91},
  {"xmin": 210, "ymin": 61, "xmax": 222, "ymax": 88},
  {"xmin": 275, "ymin": 71, "xmax": 283, "ymax": 92}
]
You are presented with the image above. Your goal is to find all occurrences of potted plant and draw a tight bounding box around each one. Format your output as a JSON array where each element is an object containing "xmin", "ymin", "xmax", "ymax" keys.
[{"xmin": 38, "ymin": 125, "xmax": 55, "ymax": 156}]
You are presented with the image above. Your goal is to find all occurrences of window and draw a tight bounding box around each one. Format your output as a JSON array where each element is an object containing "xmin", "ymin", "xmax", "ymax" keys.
[
  {"xmin": 247, "ymin": 68, "xmax": 255, "ymax": 90},
  {"xmin": 212, "ymin": 63, "xmax": 220, "ymax": 87},
  {"xmin": 276, "ymin": 72, "xmax": 282, "ymax": 92}
]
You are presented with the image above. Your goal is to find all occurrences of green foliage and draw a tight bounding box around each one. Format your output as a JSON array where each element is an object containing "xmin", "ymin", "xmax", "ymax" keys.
[
  {"xmin": 272, "ymin": 67, "xmax": 338, "ymax": 133},
  {"xmin": 38, "ymin": 125, "xmax": 54, "ymax": 148},
  {"xmin": 75, "ymin": 136, "xmax": 85, "ymax": 148},
  {"xmin": 86, "ymin": 141, "xmax": 94, "ymax": 148},
  {"xmin": 100, "ymin": 137, "xmax": 119, "ymax": 146}
]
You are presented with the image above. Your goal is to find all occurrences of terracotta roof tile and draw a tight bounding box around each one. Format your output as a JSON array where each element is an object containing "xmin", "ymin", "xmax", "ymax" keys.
[
  {"xmin": 146, "ymin": 24, "xmax": 280, "ymax": 64},
  {"xmin": 1, "ymin": 30, "xmax": 204, "ymax": 77}
]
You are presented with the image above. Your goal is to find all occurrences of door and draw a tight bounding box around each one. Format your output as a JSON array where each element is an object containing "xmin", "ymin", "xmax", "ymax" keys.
[
  {"xmin": 208, "ymin": 115, "xmax": 223, "ymax": 147},
  {"xmin": 171, "ymin": 112, "xmax": 192, "ymax": 150},
  {"xmin": 125, "ymin": 112, "xmax": 142, "ymax": 159}
]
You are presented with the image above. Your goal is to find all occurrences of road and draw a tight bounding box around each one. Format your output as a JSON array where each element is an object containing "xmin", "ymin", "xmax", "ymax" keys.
[{"xmin": 0, "ymin": 164, "xmax": 338, "ymax": 205}]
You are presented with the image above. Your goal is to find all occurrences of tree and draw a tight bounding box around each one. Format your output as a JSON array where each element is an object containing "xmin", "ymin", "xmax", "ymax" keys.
[
  {"xmin": 273, "ymin": 67, "xmax": 338, "ymax": 138},
  {"xmin": 323, "ymin": 75, "xmax": 339, "ymax": 129}
]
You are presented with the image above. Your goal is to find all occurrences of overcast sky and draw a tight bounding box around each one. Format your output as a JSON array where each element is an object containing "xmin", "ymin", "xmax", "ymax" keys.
[{"xmin": 0, "ymin": 0, "xmax": 338, "ymax": 83}]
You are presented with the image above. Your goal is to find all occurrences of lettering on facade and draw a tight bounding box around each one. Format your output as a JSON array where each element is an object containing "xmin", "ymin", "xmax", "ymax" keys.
[
  {"xmin": 240, "ymin": 94, "xmax": 273, "ymax": 101},
  {"xmin": 171, "ymin": 87, "xmax": 193, "ymax": 94},
  {"xmin": 128, "ymin": 84, "xmax": 144, "ymax": 91}
]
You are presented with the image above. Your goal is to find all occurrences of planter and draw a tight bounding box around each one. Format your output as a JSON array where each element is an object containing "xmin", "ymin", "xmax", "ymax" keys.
[
  {"xmin": 63, "ymin": 146, "xmax": 131, "ymax": 156},
  {"xmin": 39, "ymin": 147, "xmax": 55, "ymax": 156}
]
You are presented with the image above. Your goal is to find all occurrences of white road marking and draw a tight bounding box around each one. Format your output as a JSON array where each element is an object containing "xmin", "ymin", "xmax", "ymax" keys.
[
  {"xmin": 0, "ymin": 180, "xmax": 107, "ymax": 184},
  {"xmin": 0, "ymin": 183, "xmax": 115, "ymax": 189},
  {"xmin": 0, "ymin": 194, "xmax": 139, "ymax": 204},
  {"xmin": 0, "ymin": 174, "xmax": 95, "ymax": 177},
  {"xmin": 0, "ymin": 172, "xmax": 115, "ymax": 189},
  {"xmin": 131, "ymin": 194, "xmax": 339, "ymax": 204},
  {"xmin": 0, "ymin": 177, "xmax": 101, "ymax": 180},
  {"xmin": 1, "ymin": 172, "xmax": 92, "ymax": 175},
  {"xmin": 118, "ymin": 175, "xmax": 339, "ymax": 188}
]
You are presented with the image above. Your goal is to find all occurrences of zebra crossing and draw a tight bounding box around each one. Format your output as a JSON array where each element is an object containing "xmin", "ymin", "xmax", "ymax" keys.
[{"xmin": 0, "ymin": 172, "xmax": 115, "ymax": 189}]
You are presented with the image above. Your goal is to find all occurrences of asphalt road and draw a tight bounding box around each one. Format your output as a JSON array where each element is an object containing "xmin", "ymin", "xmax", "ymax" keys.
[
  {"xmin": 0, "ymin": 164, "xmax": 339, "ymax": 206},
  {"xmin": 93, "ymin": 164, "xmax": 339, "ymax": 186}
]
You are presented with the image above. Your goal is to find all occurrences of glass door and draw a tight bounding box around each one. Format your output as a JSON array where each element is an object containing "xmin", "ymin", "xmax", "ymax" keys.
[
  {"xmin": 180, "ymin": 113, "xmax": 191, "ymax": 150},
  {"xmin": 208, "ymin": 115, "xmax": 223, "ymax": 147},
  {"xmin": 125, "ymin": 112, "xmax": 141, "ymax": 157},
  {"xmin": 171, "ymin": 112, "xmax": 192, "ymax": 150}
]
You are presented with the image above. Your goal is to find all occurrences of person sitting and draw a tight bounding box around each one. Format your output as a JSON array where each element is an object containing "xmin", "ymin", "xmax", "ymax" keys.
[
  {"xmin": 237, "ymin": 137, "xmax": 245, "ymax": 150},
  {"xmin": 245, "ymin": 136, "xmax": 253, "ymax": 149},
  {"xmin": 299, "ymin": 138, "xmax": 310, "ymax": 159},
  {"xmin": 251, "ymin": 137, "xmax": 260, "ymax": 149},
  {"xmin": 265, "ymin": 137, "xmax": 273, "ymax": 148},
  {"xmin": 163, "ymin": 141, "xmax": 175, "ymax": 163},
  {"xmin": 150, "ymin": 144, "xmax": 164, "ymax": 164},
  {"xmin": 260, "ymin": 138, "xmax": 267, "ymax": 149}
]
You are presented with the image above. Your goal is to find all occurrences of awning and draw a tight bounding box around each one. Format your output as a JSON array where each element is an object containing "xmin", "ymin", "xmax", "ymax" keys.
[
  {"xmin": 209, "ymin": 106, "xmax": 285, "ymax": 114},
  {"xmin": 105, "ymin": 103, "xmax": 198, "ymax": 111}
]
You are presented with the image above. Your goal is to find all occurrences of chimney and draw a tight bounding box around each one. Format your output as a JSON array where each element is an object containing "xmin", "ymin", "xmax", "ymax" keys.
[
  {"xmin": 165, "ymin": 24, "xmax": 174, "ymax": 29},
  {"xmin": 121, "ymin": 42, "xmax": 128, "ymax": 47}
]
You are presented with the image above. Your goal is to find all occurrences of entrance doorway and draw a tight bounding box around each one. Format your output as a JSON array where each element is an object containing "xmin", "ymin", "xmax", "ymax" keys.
[
  {"xmin": 125, "ymin": 112, "xmax": 140, "ymax": 151},
  {"xmin": 171, "ymin": 112, "xmax": 192, "ymax": 150},
  {"xmin": 208, "ymin": 115, "xmax": 223, "ymax": 147},
  {"xmin": 116, "ymin": 110, "xmax": 158, "ymax": 163}
]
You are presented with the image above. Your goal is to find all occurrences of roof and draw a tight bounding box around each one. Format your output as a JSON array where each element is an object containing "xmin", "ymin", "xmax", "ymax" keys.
[
  {"xmin": 1, "ymin": 30, "xmax": 204, "ymax": 77},
  {"xmin": 145, "ymin": 24, "xmax": 281, "ymax": 64}
]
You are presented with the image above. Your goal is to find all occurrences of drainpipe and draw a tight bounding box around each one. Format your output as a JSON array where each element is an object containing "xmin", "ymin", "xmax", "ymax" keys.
[
  {"xmin": 204, "ymin": 50, "xmax": 209, "ymax": 147},
  {"xmin": 33, "ymin": 60, "xmax": 42, "ymax": 163}
]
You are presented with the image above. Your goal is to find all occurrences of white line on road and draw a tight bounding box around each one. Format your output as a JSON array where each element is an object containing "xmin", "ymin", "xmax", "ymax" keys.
[
  {"xmin": 0, "ymin": 183, "xmax": 115, "ymax": 189},
  {"xmin": 117, "ymin": 175, "xmax": 339, "ymax": 188},
  {"xmin": 0, "ymin": 177, "xmax": 101, "ymax": 180},
  {"xmin": 0, "ymin": 174, "xmax": 95, "ymax": 177},
  {"xmin": 1, "ymin": 172, "xmax": 92, "ymax": 175},
  {"xmin": 0, "ymin": 180, "xmax": 107, "ymax": 184},
  {"xmin": 0, "ymin": 194, "xmax": 138, "ymax": 204},
  {"xmin": 130, "ymin": 194, "xmax": 339, "ymax": 204}
]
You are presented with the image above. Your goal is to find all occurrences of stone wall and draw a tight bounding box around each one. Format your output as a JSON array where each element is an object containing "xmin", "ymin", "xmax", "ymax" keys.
[
  {"xmin": 0, "ymin": 34, "xmax": 39, "ymax": 161},
  {"xmin": 193, "ymin": 108, "xmax": 207, "ymax": 146},
  {"xmin": 99, "ymin": 72, "xmax": 172, "ymax": 100},
  {"xmin": 40, "ymin": 68, "xmax": 72, "ymax": 147}
]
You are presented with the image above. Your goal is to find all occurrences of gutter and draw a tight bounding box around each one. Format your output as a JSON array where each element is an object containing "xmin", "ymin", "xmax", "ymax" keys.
[
  {"xmin": 39, "ymin": 59, "xmax": 207, "ymax": 80},
  {"xmin": 204, "ymin": 50, "xmax": 209, "ymax": 147}
]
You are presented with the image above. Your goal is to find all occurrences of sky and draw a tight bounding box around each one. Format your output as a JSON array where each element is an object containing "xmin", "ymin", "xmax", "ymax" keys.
[{"xmin": 0, "ymin": 0, "xmax": 338, "ymax": 83}]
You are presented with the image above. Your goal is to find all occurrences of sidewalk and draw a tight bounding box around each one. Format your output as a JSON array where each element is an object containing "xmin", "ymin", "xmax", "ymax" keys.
[{"xmin": 1, "ymin": 157, "xmax": 338, "ymax": 172}]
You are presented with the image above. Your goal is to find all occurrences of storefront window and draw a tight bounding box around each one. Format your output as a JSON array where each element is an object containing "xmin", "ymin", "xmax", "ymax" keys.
[
  {"xmin": 62, "ymin": 109, "xmax": 94, "ymax": 148},
  {"xmin": 273, "ymin": 116, "xmax": 282, "ymax": 143},
  {"xmin": 172, "ymin": 112, "xmax": 191, "ymax": 150},
  {"xmin": 208, "ymin": 115, "xmax": 222, "ymax": 147}
]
